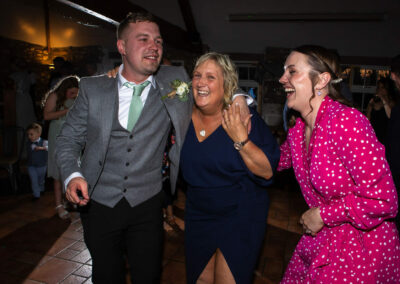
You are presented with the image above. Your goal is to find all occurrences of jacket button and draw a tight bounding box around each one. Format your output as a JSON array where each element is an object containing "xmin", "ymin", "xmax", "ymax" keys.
[
  {"xmin": 127, "ymin": 148, "xmax": 131, "ymax": 152},
  {"xmin": 99, "ymin": 161, "xmax": 102, "ymax": 166},
  {"xmin": 129, "ymin": 135, "xmax": 133, "ymax": 139},
  {"xmin": 126, "ymin": 162, "xmax": 130, "ymax": 166},
  {"xmin": 123, "ymin": 188, "xmax": 127, "ymax": 193},
  {"xmin": 124, "ymin": 176, "xmax": 128, "ymax": 180}
]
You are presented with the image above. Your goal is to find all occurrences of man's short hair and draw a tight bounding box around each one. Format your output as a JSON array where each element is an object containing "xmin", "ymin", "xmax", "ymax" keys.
[
  {"xmin": 117, "ymin": 12, "xmax": 157, "ymax": 39},
  {"xmin": 27, "ymin": 123, "xmax": 42, "ymax": 135}
]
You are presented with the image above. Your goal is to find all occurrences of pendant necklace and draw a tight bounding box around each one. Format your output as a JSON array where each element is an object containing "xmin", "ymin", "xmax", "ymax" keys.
[{"xmin": 199, "ymin": 130, "xmax": 206, "ymax": 137}]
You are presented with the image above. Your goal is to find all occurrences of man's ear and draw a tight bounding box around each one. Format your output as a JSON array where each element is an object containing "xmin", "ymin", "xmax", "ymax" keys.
[
  {"xmin": 117, "ymin": 39, "xmax": 126, "ymax": 56},
  {"xmin": 315, "ymin": 72, "xmax": 331, "ymax": 90}
]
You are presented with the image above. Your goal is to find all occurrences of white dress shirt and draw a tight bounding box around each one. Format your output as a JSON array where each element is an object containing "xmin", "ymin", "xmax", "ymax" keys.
[{"xmin": 117, "ymin": 64, "xmax": 155, "ymax": 129}]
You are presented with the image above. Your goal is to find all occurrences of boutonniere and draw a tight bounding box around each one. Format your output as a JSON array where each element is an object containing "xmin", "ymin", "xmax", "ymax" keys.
[{"xmin": 162, "ymin": 79, "xmax": 191, "ymax": 102}]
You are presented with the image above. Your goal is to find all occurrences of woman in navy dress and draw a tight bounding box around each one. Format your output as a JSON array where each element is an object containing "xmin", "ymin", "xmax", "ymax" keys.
[{"xmin": 180, "ymin": 52, "xmax": 280, "ymax": 284}]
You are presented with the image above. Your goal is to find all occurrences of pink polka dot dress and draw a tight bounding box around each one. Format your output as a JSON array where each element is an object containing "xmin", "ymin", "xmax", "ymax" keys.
[{"xmin": 279, "ymin": 97, "xmax": 400, "ymax": 283}]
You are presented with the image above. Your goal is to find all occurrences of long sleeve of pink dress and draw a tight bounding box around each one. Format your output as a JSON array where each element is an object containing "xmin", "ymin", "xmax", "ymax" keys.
[{"xmin": 279, "ymin": 97, "xmax": 400, "ymax": 283}]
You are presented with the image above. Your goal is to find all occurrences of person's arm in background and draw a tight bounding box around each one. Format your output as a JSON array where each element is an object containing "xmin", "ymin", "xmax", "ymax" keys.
[{"xmin": 43, "ymin": 92, "xmax": 68, "ymax": 121}]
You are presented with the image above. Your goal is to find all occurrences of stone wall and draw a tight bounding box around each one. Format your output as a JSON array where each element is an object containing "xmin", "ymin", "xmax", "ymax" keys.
[{"xmin": 0, "ymin": 36, "xmax": 103, "ymax": 114}]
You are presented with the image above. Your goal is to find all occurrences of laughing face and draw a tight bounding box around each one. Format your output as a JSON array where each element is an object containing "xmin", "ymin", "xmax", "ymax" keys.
[
  {"xmin": 279, "ymin": 51, "xmax": 314, "ymax": 114},
  {"xmin": 192, "ymin": 59, "xmax": 225, "ymax": 112},
  {"xmin": 117, "ymin": 21, "xmax": 163, "ymax": 83}
]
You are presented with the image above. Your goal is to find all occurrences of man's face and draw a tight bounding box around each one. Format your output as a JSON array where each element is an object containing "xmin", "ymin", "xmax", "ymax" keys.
[{"xmin": 117, "ymin": 21, "xmax": 163, "ymax": 83}]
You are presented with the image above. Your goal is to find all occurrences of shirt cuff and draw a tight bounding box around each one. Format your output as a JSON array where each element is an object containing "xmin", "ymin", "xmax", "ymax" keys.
[
  {"xmin": 64, "ymin": 172, "xmax": 84, "ymax": 191},
  {"xmin": 232, "ymin": 93, "xmax": 254, "ymax": 106}
]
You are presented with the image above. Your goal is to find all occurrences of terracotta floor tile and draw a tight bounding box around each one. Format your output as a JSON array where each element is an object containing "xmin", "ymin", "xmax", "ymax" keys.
[
  {"xmin": 22, "ymin": 280, "xmax": 44, "ymax": 284},
  {"xmin": 61, "ymin": 229, "xmax": 83, "ymax": 240},
  {"xmin": 161, "ymin": 260, "xmax": 187, "ymax": 284},
  {"xmin": 262, "ymin": 258, "xmax": 284, "ymax": 282},
  {"xmin": 61, "ymin": 274, "xmax": 88, "ymax": 283},
  {"xmin": 46, "ymin": 237, "xmax": 76, "ymax": 256},
  {"xmin": 67, "ymin": 220, "xmax": 83, "ymax": 232},
  {"xmin": 36, "ymin": 255, "xmax": 54, "ymax": 267},
  {"xmin": 69, "ymin": 240, "xmax": 87, "ymax": 251},
  {"xmin": 73, "ymin": 264, "xmax": 92, "ymax": 278},
  {"xmin": 253, "ymin": 271, "xmax": 277, "ymax": 284},
  {"xmin": 163, "ymin": 238, "xmax": 182, "ymax": 259},
  {"xmin": 28, "ymin": 258, "xmax": 81, "ymax": 284},
  {"xmin": 71, "ymin": 249, "xmax": 91, "ymax": 263},
  {"xmin": 56, "ymin": 248, "xmax": 81, "ymax": 260},
  {"xmin": 267, "ymin": 215, "xmax": 289, "ymax": 231}
]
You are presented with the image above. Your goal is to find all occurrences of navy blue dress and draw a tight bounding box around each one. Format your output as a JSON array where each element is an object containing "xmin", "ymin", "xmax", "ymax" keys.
[{"xmin": 180, "ymin": 108, "xmax": 280, "ymax": 283}]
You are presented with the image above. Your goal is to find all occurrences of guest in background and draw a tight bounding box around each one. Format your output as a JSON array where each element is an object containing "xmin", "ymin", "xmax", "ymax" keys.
[
  {"xmin": 9, "ymin": 57, "xmax": 37, "ymax": 131},
  {"xmin": 26, "ymin": 123, "xmax": 48, "ymax": 201},
  {"xmin": 366, "ymin": 77, "xmax": 395, "ymax": 144},
  {"xmin": 278, "ymin": 45, "xmax": 400, "ymax": 283},
  {"xmin": 80, "ymin": 60, "xmax": 99, "ymax": 77},
  {"xmin": 43, "ymin": 75, "xmax": 79, "ymax": 219},
  {"xmin": 387, "ymin": 54, "xmax": 400, "ymax": 231},
  {"xmin": 48, "ymin": 57, "xmax": 66, "ymax": 88},
  {"xmin": 180, "ymin": 52, "xmax": 279, "ymax": 284}
]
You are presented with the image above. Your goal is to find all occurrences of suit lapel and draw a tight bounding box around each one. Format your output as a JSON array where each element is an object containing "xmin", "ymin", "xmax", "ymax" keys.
[{"xmin": 155, "ymin": 78, "xmax": 192, "ymax": 148}]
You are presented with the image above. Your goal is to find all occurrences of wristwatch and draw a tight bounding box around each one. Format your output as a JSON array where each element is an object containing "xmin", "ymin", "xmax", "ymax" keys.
[{"xmin": 233, "ymin": 138, "xmax": 250, "ymax": 151}]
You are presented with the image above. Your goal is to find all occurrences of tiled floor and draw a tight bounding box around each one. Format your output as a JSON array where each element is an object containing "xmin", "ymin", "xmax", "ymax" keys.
[{"xmin": 0, "ymin": 171, "xmax": 307, "ymax": 284}]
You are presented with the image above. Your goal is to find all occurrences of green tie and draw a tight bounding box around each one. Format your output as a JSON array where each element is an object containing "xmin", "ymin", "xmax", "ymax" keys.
[{"xmin": 124, "ymin": 81, "xmax": 150, "ymax": 131}]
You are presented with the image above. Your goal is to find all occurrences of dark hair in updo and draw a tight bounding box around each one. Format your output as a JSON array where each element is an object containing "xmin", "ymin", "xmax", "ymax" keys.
[{"xmin": 293, "ymin": 45, "xmax": 349, "ymax": 112}]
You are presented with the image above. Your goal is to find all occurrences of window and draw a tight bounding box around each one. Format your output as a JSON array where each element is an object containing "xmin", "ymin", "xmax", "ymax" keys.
[{"xmin": 235, "ymin": 61, "xmax": 258, "ymax": 99}]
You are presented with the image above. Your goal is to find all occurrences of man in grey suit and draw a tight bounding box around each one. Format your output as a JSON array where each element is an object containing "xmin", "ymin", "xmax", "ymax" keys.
[{"xmin": 56, "ymin": 12, "xmax": 247, "ymax": 283}]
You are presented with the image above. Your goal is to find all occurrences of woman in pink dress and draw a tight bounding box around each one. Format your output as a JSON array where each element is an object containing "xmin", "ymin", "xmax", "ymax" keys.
[{"xmin": 278, "ymin": 45, "xmax": 400, "ymax": 283}]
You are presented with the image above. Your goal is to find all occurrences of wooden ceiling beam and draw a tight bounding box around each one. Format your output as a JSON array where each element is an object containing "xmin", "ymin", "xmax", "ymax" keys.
[{"xmin": 53, "ymin": 0, "xmax": 202, "ymax": 52}]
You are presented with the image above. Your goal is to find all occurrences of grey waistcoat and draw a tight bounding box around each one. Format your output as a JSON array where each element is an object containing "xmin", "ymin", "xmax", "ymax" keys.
[{"xmin": 92, "ymin": 87, "xmax": 171, "ymax": 208}]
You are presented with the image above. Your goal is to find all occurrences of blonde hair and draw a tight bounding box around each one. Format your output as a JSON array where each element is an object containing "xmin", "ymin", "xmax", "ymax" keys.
[
  {"xmin": 26, "ymin": 122, "xmax": 42, "ymax": 135},
  {"xmin": 193, "ymin": 52, "xmax": 238, "ymax": 107}
]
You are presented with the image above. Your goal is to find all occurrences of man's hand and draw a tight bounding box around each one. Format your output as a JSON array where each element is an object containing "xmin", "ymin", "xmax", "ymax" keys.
[
  {"xmin": 65, "ymin": 177, "xmax": 90, "ymax": 206},
  {"xmin": 107, "ymin": 66, "xmax": 120, "ymax": 78},
  {"xmin": 299, "ymin": 207, "xmax": 324, "ymax": 237},
  {"xmin": 232, "ymin": 95, "xmax": 252, "ymax": 134}
]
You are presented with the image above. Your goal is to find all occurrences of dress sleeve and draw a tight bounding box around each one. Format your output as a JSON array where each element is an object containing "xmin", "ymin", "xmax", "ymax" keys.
[
  {"xmin": 277, "ymin": 138, "xmax": 292, "ymax": 171},
  {"xmin": 319, "ymin": 108, "xmax": 398, "ymax": 230},
  {"xmin": 245, "ymin": 109, "xmax": 280, "ymax": 186}
]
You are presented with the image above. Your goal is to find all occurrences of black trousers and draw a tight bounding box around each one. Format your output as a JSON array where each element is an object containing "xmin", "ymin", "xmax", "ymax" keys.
[{"xmin": 79, "ymin": 191, "xmax": 164, "ymax": 284}]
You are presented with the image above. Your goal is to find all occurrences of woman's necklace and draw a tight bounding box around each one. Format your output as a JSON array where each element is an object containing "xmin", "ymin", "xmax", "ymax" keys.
[{"xmin": 194, "ymin": 110, "xmax": 222, "ymax": 138}]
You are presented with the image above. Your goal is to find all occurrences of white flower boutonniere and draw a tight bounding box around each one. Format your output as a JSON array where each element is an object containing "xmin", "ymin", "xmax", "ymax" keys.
[{"xmin": 162, "ymin": 79, "xmax": 191, "ymax": 102}]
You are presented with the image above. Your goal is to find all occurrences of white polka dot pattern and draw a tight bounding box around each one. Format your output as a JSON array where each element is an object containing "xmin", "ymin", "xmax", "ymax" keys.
[{"xmin": 278, "ymin": 97, "xmax": 400, "ymax": 283}]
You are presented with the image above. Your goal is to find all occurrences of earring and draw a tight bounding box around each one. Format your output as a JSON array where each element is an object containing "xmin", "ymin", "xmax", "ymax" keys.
[{"xmin": 317, "ymin": 90, "xmax": 322, "ymax": 96}]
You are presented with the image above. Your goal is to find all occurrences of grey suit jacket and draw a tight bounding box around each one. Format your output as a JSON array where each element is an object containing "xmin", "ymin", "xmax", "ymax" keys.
[{"xmin": 55, "ymin": 65, "xmax": 192, "ymax": 195}]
